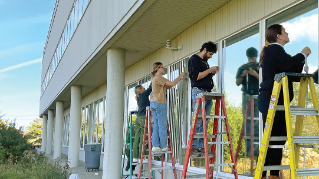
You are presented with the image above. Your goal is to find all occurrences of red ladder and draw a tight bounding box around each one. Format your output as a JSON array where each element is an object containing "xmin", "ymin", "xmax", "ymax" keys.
[
  {"xmin": 181, "ymin": 92, "xmax": 238, "ymax": 179},
  {"xmin": 235, "ymin": 95, "xmax": 257, "ymax": 177},
  {"xmin": 138, "ymin": 107, "xmax": 177, "ymax": 179}
]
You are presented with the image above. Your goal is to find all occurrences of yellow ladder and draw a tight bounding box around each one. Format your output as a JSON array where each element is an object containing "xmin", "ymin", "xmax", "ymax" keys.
[{"xmin": 254, "ymin": 72, "xmax": 319, "ymax": 179}]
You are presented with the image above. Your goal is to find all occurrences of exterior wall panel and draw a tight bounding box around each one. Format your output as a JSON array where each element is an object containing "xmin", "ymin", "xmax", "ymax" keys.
[
  {"xmin": 125, "ymin": 0, "xmax": 301, "ymax": 85},
  {"xmin": 42, "ymin": 0, "xmax": 74, "ymax": 81},
  {"xmin": 40, "ymin": 0, "xmax": 140, "ymax": 114}
]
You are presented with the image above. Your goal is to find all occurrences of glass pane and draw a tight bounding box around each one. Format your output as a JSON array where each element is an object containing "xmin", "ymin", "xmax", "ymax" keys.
[
  {"xmin": 223, "ymin": 24, "xmax": 259, "ymax": 176},
  {"xmin": 80, "ymin": 108, "xmax": 85, "ymax": 148},
  {"xmin": 266, "ymin": 5, "xmax": 318, "ymax": 178}
]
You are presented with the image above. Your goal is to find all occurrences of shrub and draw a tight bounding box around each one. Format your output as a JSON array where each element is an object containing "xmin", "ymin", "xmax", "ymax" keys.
[{"xmin": 0, "ymin": 119, "xmax": 31, "ymax": 163}]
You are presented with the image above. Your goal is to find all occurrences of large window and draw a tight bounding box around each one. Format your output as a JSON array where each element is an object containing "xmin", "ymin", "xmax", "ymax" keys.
[
  {"xmin": 80, "ymin": 98, "xmax": 106, "ymax": 152},
  {"xmin": 222, "ymin": 24, "xmax": 260, "ymax": 176},
  {"xmin": 62, "ymin": 114, "xmax": 70, "ymax": 146},
  {"xmin": 265, "ymin": 2, "xmax": 318, "ymax": 178}
]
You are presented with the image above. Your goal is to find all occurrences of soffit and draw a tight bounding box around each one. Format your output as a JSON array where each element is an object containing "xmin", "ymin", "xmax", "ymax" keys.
[{"xmin": 113, "ymin": 0, "xmax": 231, "ymax": 68}]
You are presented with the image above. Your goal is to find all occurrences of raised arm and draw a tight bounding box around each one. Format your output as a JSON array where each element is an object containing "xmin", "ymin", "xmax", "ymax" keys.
[{"xmin": 165, "ymin": 72, "xmax": 185, "ymax": 87}]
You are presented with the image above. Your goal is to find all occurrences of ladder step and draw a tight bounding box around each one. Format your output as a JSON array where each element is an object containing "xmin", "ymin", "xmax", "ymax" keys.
[
  {"xmin": 150, "ymin": 166, "xmax": 175, "ymax": 170},
  {"xmin": 293, "ymin": 136, "xmax": 319, "ymax": 143},
  {"xmin": 277, "ymin": 105, "xmax": 319, "ymax": 115},
  {"xmin": 269, "ymin": 145, "xmax": 288, "ymax": 148},
  {"xmin": 186, "ymin": 174, "xmax": 208, "ymax": 178},
  {"xmin": 208, "ymin": 141, "xmax": 230, "ymax": 145},
  {"xmin": 151, "ymin": 151, "xmax": 172, "ymax": 156},
  {"xmin": 209, "ymin": 163, "xmax": 234, "ymax": 167},
  {"xmin": 196, "ymin": 92, "xmax": 224, "ymax": 99},
  {"xmin": 197, "ymin": 115, "xmax": 226, "ymax": 119},
  {"xmin": 269, "ymin": 136, "xmax": 287, "ymax": 141},
  {"xmin": 263, "ymin": 165, "xmax": 290, "ymax": 171},
  {"xmin": 297, "ymin": 168, "xmax": 319, "ymax": 177},
  {"xmin": 190, "ymin": 153, "xmax": 214, "ymax": 159},
  {"xmin": 194, "ymin": 134, "xmax": 215, "ymax": 138}
]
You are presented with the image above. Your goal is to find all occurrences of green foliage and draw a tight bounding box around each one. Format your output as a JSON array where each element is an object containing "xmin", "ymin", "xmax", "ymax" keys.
[
  {"xmin": 0, "ymin": 150, "xmax": 69, "ymax": 179},
  {"xmin": 25, "ymin": 118, "xmax": 43, "ymax": 145},
  {"xmin": 0, "ymin": 119, "xmax": 31, "ymax": 163}
]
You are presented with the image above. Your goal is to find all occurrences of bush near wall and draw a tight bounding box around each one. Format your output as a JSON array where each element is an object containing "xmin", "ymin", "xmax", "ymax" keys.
[{"xmin": 0, "ymin": 150, "xmax": 69, "ymax": 179}]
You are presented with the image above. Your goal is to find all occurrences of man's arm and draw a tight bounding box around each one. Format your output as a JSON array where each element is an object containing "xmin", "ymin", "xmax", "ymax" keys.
[{"xmin": 197, "ymin": 66, "xmax": 219, "ymax": 80}]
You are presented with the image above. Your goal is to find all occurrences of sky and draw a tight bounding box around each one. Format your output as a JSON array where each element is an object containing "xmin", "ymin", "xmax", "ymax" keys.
[
  {"xmin": 0, "ymin": 0, "xmax": 55, "ymax": 129},
  {"xmin": 0, "ymin": 1, "xmax": 318, "ymax": 128}
]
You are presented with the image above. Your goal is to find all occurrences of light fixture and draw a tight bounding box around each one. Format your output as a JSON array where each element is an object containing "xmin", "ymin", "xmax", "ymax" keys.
[{"xmin": 166, "ymin": 40, "xmax": 183, "ymax": 51}]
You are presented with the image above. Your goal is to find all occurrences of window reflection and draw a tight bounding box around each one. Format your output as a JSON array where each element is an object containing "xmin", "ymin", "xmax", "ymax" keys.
[{"xmin": 223, "ymin": 24, "xmax": 259, "ymax": 176}]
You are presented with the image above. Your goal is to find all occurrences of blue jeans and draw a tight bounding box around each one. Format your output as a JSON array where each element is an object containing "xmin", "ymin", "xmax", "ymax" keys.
[
  {"xmin": 150, "ymin": 102, "xmax": 168, "ymax": 148},
  {"xmin": 191, "ymin": 88, "xmax": 213, "ymax": 148}
]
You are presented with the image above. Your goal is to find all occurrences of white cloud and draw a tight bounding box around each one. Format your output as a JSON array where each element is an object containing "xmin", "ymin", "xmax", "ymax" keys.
[
  {"xmin": 302, "ymin": 64, "xmax": 318, "ymax": 74},
  {"xmin": 0, "ymin": 42, "xmax": 43, "ymax": 59},
  {"xmin": 0, "ymin": 58, "xmax": 42, "ymax": 73},
  {"xmin": 282, "ymin": 14, "xmax": 318, "ymax": 43}
]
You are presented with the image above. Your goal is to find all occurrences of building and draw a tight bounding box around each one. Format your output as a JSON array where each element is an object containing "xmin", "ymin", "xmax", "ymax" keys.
[{"xmin": 40, "ymin": 0, "xmax": 319, "ymax": 178}]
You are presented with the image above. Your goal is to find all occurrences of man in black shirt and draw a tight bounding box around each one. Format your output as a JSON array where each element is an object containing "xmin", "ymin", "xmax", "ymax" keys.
[
  {"xmin": 188, "ymin": 41, "xmax": 219, "ymax": 156},
  {"xmin": 235, "ymin": 47, "xmax": 259, "ymax": 156},
  {"xmin": 314, "ymin": 69, "xmax": 318, "ymax": 84}
]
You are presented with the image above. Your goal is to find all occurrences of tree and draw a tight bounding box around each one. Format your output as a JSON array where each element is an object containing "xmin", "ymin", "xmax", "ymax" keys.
[
  {"xmin": 25, "ymin": 118, "xmax": 43, "ymax": 145},
  {"xmin": 0, "ymin": 118, "xmax": 30, "ymax": 163}
]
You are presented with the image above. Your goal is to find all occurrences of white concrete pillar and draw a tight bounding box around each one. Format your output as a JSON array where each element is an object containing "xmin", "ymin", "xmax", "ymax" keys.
[
  {"xmin": 103, "ymin": 48, "xmax": 125, "ymax": 179},
  {"xmin": 46, "ymin": 110, "xmax": 54, "ymax": 154},
  {"xmin": 41, "ymin": 115, "xmax": 47, "ymax": 152},
  {"xmin": 53, "ymin": 101, "xmax": 64, "ymax": 159},
  {"xmin": 68, "ymin": 86, "xmax": 82, "ymax": 168}
]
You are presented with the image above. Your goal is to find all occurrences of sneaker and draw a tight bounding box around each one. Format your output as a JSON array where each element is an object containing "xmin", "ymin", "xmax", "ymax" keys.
[
  {"xmin": 199, "ymin": 148, "xmax": 214, "ymax": 155},
  {"xmin": 161, "ymin": 147, "xmax": 170, "ymax": 152},
  {"xmin": 152, "ymin": 146, "xmax": 161, "ymax": 153},
  {"xmin": 191, "ymin": 148, "xmax": 201, "ymax": 157},
  {"xmin": 132, "ymin": 158, "xmax": 139, "ymax": 163},
  {"xmin": 142, "ymin": 159, "xmax": 149, "ymax": 163}
]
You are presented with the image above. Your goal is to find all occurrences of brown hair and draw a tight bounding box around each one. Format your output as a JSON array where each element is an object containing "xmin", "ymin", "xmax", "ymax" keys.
[
  {"xmin": 151, "ymin": 62, "xmax": 163, "ymax": 77},
  {"xmin": 134, "ymin": 85, "xmax": 143, "ymax": 100},
  {"xmin": 259, "ymin": 24, "xmax": 283, "ymax": 68}
]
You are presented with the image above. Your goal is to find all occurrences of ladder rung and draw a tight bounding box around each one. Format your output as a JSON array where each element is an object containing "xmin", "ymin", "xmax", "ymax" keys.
[
  {"xmin": 269, "ymin": 145, "xmax": 288, "ymax": 148},
  {"xmin": 209, "ymin": 163, "xmax": 234, "ymax": 167},
  {"xmin": 194, "ymin": 134, "xmax": 215, "ymax": 138},
  {"xmin": 208, "ymin": 141, "xmax": 230, "ymax": 145},
  {"xmin": 186, "ymin": 174, "xmax": 208, "ymax": 178},
  {"xmin": 263, "ymin": 165, "xmax": 290, "ymax": 171},
  {"xmin": 197, "ymin": 115, "xmax": 226, "ymax": 119},
  {"xmin": 277, "ymin": 105, "xmax": 319, "ymax": 115},
  {"xmin": 150, "ymin": 166, "xmax": 175, "ymax": 170},
  {"xmin": 297, "ymin": 168, "xmax": 319, "ymax": 177},
  {"xmin": 293, "ymin": 136, "xmax": 319, "ymax": 143},
  {"xmin": 269, "ymin": 136, "xmax": 287, "ymax": 141}
]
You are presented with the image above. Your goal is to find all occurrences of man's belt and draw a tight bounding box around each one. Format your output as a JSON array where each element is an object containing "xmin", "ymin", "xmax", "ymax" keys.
[{"xmin": 192, "ymin": 87, "xmax": 210, "ymax": 92}]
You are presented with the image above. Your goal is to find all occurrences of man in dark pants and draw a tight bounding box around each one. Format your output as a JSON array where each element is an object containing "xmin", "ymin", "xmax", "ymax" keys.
[
  {"xmin": 188, "ymin": 41, "xmax": 219, "ymax": 156},
  {"xmin": 235, "ymin": 47, "xmax": 260, "ymax": 156}
]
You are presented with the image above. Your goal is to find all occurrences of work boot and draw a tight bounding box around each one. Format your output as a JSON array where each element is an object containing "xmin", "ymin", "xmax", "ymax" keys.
[{"xmin": 268, "ymin": 176, "xmax": 280, "ymax": 179}]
